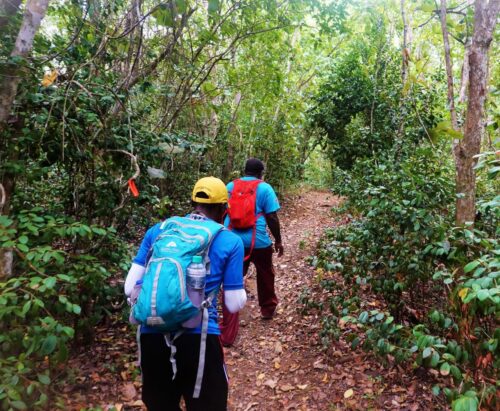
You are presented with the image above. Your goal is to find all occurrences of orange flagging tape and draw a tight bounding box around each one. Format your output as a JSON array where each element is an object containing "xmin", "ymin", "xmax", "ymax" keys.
[{"xmin": 128, "ymin": 179, "xmax": 139, "ymax": 197}]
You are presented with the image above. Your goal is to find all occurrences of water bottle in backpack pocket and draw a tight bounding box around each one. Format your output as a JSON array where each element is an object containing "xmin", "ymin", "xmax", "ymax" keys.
[{"xmin": 182, "ymin": 256, "xmax": 206, "ymax": 328}]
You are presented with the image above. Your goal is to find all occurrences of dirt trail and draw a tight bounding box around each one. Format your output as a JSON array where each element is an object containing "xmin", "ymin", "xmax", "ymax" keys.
[
  {"xmin": 225, "ymin": 190, "xmax": 342, "ymax": 410},
  {"xmin": 63, "ymin": 190, "xmax": 440, "ymax": 410}
]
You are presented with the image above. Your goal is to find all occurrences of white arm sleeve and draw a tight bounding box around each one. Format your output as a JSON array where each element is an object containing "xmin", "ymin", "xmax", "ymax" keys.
[
  {"xmin": 224, "ymin": 289, "xmax": 247, "ymax": 313},
  {"xmin": 124, "ymin": 263, "xmax": 146, "ymax": 296}
]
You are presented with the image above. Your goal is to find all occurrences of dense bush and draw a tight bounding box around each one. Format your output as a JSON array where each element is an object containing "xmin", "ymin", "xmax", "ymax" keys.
[
  {"xmin": 329, "ymin": 145, "xmax": 455, "ymax": 309},
  {"xmin": 0, "ymin": 210, "xmax": 128, "ymax": 409},
  {"xmin": 305, "ymin": 149, "xmax": 499, "ymax": 410},
  {"xmin": 309, "ymin": 39, "xmax": 444, "ymax": 170}
]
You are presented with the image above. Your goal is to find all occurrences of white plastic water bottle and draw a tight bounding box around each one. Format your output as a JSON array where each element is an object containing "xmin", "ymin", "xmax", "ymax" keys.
[{"xmin": 182, "ymin": 255, "xmax": 206, "ymax": 328}]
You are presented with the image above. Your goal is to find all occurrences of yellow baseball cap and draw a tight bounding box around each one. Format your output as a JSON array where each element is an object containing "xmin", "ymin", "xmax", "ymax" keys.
[{"xmin": 192, "ymin": 176, "xmax": 228, "ymax": 204}]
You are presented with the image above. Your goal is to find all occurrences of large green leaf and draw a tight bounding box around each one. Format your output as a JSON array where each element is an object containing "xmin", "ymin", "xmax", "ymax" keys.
[
  {"xmin": 208, "ymin": 0, "xmax": 220, "ymax": 14},
  {"xmin": 153, "ymin": 5, "xmax": 174, "ymax": 27},
  {"xmin": 452, "ymin": 395, "xmax": 478, "ymax": 411},
  {"xmin": 40, "ymin": 335, "xmax": 58, "ymax": 355}
]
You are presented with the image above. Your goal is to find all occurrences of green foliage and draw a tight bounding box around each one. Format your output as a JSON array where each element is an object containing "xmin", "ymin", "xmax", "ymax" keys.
[
  {"xmin": 329, "ymin": 145, "xmax": 455, "ymax": 308},
  {"xmin": 305, "ymin": 147, "xmax": 499, "ymax": 407},
  {"xmin": 0, "ymin": 210, "xmax": 127, "ymax": 408},
  {"xmin": 1, "ymin": 0, "xmax": 350, "ymax": 407},
  {"xmin": 309, "ymin": 21, "xmax": 444, "ymax": 170}
]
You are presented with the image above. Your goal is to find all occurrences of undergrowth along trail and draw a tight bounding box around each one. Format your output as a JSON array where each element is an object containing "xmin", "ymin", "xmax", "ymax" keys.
[{"xmin": 226, "ymin": 190, "xmax": 441, "ymax": 411}]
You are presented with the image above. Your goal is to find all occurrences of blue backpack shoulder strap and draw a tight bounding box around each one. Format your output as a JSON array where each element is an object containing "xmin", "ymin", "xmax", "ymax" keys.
[{"xmin": 144, "ymin": 218, "xmax": 172, "ymax": 264}]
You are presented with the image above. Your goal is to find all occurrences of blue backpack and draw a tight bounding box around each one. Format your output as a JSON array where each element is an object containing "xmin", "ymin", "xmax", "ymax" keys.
[{"xmin": 132, "ymin": 216, "xmax": 223, "ymax": 331}]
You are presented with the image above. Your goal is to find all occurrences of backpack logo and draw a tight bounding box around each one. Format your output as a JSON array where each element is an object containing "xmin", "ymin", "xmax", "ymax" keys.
[{"xmin": 166, "ymin": 241, "xmax": 177, "ymax": 247}]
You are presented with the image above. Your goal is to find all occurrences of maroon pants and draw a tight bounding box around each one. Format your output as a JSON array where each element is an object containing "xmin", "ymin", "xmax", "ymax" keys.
[{"xmin": 220, "ymin": 246, "xmax": 278, "ymax": 346}]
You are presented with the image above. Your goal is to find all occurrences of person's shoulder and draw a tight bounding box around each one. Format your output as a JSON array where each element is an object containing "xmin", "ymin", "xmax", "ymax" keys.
[
  {"xmin": 259, "ymin": 181, "xmax": 274, "ymax": 189},
  {"xmin": 215, "ymin": 228, "xmax": 242, "ymax": 244},
  {"xmin": 146, "ymin": 222, "xmax": 163, "ymax": 236},
  {"xmin": 213, "ymin": 229, "xmax": 243, "ymax": 250},
  {"xmin": 257, "ymin": 181, "xmax": 276, "ymax": 194}
]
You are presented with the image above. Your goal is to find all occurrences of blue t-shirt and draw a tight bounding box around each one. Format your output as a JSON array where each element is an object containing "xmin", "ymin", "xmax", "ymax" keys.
[
  {"xmin": 132, "ymin": 215, "xmax": 244, "ymax": 335},
  {"xmin": 225, "ymin": 177, "xmax": 280, "ymax": 249}
]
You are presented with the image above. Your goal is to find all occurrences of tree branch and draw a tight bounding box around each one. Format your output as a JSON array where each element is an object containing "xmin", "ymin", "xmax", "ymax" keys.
[
  {"xmin": 0, "ymin": 183, "xmax": 5, "ymax": 213},
  {"xmin": 105, "ymin": 149, "xmax": 140, "ymax": 186}
]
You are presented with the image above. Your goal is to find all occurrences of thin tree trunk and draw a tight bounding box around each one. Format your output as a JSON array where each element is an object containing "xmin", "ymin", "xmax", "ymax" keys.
[
  {"xmin": 459, "ymin": 41, "xmax": 471, "ymax": 103},
  {"xmin": 397, "ymin": 0, "xmax": 412, "ymax": 145},
  {"xmin": 439, "ymin": 0, "xmax": 459, "ymax": 132},
  {"xmin": 0, "ymin": 0, "xmax": 51, "ymax": 278},
  {"xmin": 454, "ymin": 0, "xmax": 499, "ymax": 226},
  {"xmin": 400, "ymin": 0, "xmax": 410, "ymax": 85},
  {"xmin": 0, "ymin": 0, "xmax": 51, "ymax": 127},
  {"xmin": 222, "ymin": 92, "xmax": 242, "ymax": 181}
]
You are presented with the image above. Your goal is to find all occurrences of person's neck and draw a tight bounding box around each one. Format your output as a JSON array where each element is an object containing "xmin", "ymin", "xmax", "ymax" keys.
[
  {"xmin": 244, "ymin": 174, "xmax": 261, "ymax": 179},
  {"xmin": 191, "ymin": 209, "xmax": 208, "ymax": 218},
  {"xmin": 192, "ymin": 207, "xmax": 218, "ymax": 222}
]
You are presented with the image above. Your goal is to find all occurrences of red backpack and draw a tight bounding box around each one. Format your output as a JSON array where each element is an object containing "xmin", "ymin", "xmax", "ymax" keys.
[{"xmin": 227, "ymin": 179, "xmax": 262, "ymax": 258}]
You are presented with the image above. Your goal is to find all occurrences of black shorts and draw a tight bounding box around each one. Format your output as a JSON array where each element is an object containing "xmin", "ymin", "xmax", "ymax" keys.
[{"xmin": 140, "ymin": 333, "xmax": 228, "ymax": 411}]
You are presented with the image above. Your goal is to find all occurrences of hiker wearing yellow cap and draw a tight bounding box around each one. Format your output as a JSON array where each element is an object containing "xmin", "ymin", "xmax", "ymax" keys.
[
  {"xmin": 125, "ymin": 176, "xmax": 246, "ymax": 411},
  {"xmin": 191, "ymin": 176, "xmax": 229, "ymax": 204}
]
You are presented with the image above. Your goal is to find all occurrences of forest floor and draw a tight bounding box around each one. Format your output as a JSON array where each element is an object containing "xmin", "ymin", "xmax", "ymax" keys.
[{"xmin": 61, "ymin": 190, "xmax": 444, "ymax": 411}]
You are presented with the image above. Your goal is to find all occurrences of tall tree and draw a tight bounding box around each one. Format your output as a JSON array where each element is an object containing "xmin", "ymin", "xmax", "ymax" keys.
[
  {"xmin": 454, "ymin": 0, "xmax": 499, "ymax": 225},
  {"xmin": 0, "ymin": 0, "xmax": 50, "ymax": 127},
  {"xmin": 400, "ymin": 0, "xmax": 411, "ymax": 85}
]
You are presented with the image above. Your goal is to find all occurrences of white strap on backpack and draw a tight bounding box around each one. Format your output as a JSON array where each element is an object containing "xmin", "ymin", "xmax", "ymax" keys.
[{"xmin": 192, "ymin": 289, "xmax": 217, "ymax": 398}]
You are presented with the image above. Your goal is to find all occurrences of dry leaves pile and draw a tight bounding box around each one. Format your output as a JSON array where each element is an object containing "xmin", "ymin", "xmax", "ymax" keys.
[{"xmin": 60, "ymin": 191, "xmax": 443, "ymax": 410}]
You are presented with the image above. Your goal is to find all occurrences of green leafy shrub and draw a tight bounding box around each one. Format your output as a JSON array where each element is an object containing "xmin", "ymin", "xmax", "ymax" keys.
[
  {"xmin": 329, "ymin": 145, "xmax": 455, "ymax": 312},
  {"xmin": 0, "ymin": 210, "xmax": 128, "ymax": 409},
  {"xmin": 305, "ymin": 149, "xmax": 499, "ymax": 409}
]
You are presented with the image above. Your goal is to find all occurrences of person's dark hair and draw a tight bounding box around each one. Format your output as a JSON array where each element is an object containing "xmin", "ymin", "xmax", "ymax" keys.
[
  {"xmin": 244, "ymin": 158, "xmax": 264, "ymax": 177},
  {"xmin": 191, "ymin": 201, "xmax": 225, "ymax": 212}
]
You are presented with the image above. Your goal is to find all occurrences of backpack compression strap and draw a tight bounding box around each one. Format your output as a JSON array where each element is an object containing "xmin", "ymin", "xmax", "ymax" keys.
[
  {"xmin": 192, "ymin": 227, "xmax": 222, "ymax": 398},
  {"xmin": 163, "ymin": 330, "xmax": 184, "ymax": 380},
  {"xmin": 243, "ymin": 212, "xmax": 263, "ymax": 261},
  {"xmin": 192, "ymin": 290, "xmax": 217, "ymax": 398}
]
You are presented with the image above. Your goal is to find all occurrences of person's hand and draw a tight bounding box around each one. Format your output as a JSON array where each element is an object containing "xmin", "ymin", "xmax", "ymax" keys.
[{"xmin": 275, "ymin": 242, "xmax": 284, "ymax": 257}]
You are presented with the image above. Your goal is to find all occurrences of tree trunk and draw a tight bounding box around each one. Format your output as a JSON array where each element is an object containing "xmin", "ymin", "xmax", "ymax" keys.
[
  {"xmin": 439, "ymin": 0, "xmax": 459, "ymax": 132},
  {"xmin": 454, "ymin": 0, "xmax": 499, "ymax": 226},
  {"xmin": 0, "ymin": 173, "xmax": 14, "ymax": 277},
  {"xmin": 222, "ymin": 92, "xmax": 242, "ymax": 181},
  {"xmin": 0, "ymin": 0, "xmax": 51, "ymax": 127},
  {"xmin": 459, "ymin": 41, "xmax": 471, "ymax": 103},
  {"xmin": 0, "ymin": 0, "xmax": 51, "ymax": 277},
  {"xmin": 400, "ymin": 0, "xmax": 410, "ymax": 85},
  {"xmin": 397, "ymin": 0, "xmax": 412, "ymax": 145}
]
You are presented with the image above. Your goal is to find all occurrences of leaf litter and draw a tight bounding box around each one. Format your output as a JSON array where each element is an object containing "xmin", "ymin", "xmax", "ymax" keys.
[{"xmin": 59, "ymin": 191, "xmax": 443, "ymax": 410}]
